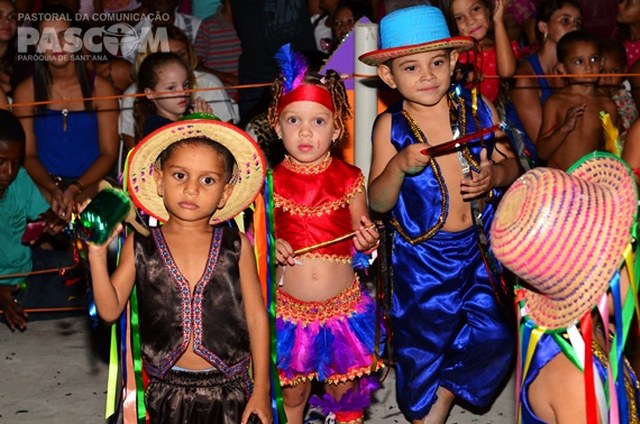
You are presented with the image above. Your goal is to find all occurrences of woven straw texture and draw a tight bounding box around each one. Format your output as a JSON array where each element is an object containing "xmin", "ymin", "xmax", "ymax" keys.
[
  {"xmin": 127, "ymin": 120, "xmax": 266, "ymax": 225},
  {"xmin": 358, "ymin": 5, "xmax": 474, "ymax": 66},
  {"xmin": 490, "ymin": 153, "xmax": 637, "ymax": 329}
]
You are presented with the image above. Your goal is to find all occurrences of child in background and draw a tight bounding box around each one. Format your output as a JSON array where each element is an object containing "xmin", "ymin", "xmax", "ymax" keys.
[
  {"xmin": 87, "ymin": 120, "xmax": 271, "ymax": 423},
  {"xmin": 268, "ymin": 45, "xmax": 382, "ymax": 424},
  {"xmin": 598, "ymin": 38, "xmax": 638, "ymax": 135},
  {"xmin": 133, "ymin": 52, "xmax": 214, "ymax": 141},
  {"xmin": 443, "ymin": 0, "xmax": 518, "ymax": 103},
  {"xmin": 0, "ymin": 109, "xmax": 83, "ymax": 332},
  {"xmin": 509, "ymin": 0, "xmax": 582, "ymax": 148},
  {"xmin": 490, "ymin": 153, "xmax": 640, "ymax": 423},
  {"xmin": 360, "ymin": 5, "xmax": 518, "ymax": 423},
  {"xmin": 537, "ymin": 30, "xmax": 619, "ymax": 170},
  {"xmin": 616, "ymin": 0, "xmax": 640, "ymax": 68},
  {"xmin": 120, "ymin": 24, "xmax": 239, "ymax": 150}
]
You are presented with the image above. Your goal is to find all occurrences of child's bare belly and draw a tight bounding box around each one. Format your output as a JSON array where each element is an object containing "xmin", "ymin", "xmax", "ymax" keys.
[
  {"xmin": 277, "ymin": 258, "xmax": 355, "ymax": 302},
  {"xmin": 437, "ymin": 154, "xmax": 475, "ymax": 232},
  {"xmin": 175, "ymin": 340, "xmax": 220, "ymax": 370}
]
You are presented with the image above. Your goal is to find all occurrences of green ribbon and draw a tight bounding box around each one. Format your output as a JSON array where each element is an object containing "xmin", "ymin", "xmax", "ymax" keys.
[
  {"xmin": 265, "ymin": 171, "xmax": 287, "ymax": 423},
  {"xmin": 105, "ymin": 324, "xmax": 118, "ymax": 418}
]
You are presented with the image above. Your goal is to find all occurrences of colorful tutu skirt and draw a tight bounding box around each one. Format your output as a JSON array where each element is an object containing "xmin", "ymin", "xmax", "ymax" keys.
[{"xmin": 276, "ymin": 278, "xmax": 384, "ymax": 386}]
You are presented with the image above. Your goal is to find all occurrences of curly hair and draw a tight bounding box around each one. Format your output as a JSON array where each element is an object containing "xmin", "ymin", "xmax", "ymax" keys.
[{"xmin": 267, "ymin": 69, "xmax": 352, "ymax": 143}]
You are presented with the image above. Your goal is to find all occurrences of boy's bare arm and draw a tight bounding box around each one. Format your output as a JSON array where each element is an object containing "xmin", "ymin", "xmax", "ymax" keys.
[
  {"xmin": 88, "ymin": 228, "xmax": 136, "ymax": 323},
  {"xmin": 368, "ymin": 113, "xmax": 430, "ymax": 213},
  {"xmin": 536, "ymin": 97, "xmax": 585, "ymax": 162}
]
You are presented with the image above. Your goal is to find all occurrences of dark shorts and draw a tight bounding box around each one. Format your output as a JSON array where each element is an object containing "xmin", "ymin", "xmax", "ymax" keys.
[{"xmin": 145, "ymin": 367, "xmax": 251, "ymax": 424}]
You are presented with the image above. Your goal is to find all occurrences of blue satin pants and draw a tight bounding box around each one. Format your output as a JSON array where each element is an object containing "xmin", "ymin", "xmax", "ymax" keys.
[{"xmin": 391, "ymin": 225, "xmax": 515, "ymax": 420}]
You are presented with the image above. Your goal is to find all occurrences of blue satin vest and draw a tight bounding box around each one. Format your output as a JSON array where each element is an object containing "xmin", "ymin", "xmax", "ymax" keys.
[{"xmin": 385, "ymin": 88, "xmax": 496, "ymax": 243}]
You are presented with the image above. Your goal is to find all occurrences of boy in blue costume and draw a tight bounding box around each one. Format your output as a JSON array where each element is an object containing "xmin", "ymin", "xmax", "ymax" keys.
[{"xmin": 359, "ymin": 5, "xmax": 520, "ymax": 423}]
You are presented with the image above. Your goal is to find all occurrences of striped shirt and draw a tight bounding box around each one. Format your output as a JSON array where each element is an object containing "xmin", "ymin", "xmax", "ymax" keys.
[{"xmin": 194, "ymin": 8, "xmax": 241, "ymax": 82}]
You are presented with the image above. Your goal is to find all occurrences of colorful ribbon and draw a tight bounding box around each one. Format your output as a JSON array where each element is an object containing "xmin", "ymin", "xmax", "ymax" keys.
[{"xmin": 256, "ymin": 171, "xmax": 287, "ymax": 423}]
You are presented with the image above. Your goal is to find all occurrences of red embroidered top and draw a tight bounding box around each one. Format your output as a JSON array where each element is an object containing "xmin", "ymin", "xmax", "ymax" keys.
[{"xmin": 273, "ymin": 155, "xmax": 364, "ymax": 262}]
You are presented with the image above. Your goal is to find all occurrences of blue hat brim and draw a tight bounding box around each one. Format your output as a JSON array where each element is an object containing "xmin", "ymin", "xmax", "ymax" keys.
[{"xmin": 358, "ymin": 36, "xmax": 475, "ymax": 66}]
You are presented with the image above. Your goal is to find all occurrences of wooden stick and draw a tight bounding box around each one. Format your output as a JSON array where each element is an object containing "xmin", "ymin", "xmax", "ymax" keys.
[
  {"xmin": 293, "ymin": 222, "xmax": 381, "ymax": 256},
  {"xmin": 0, "ymin": 264, "xmax": 78, "ymax": 280},
  {"xmin": 0, "ymin": 306, "xmax": 87, "ymax": 314},
  {"xmin": 423, "ymin": 124, "xmax": 500, "ymax": 156}
]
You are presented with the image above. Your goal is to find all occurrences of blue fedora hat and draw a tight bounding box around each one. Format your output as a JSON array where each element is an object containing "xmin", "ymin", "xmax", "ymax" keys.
[{"xmin": 359, "ymin": 5, "xmax": 474, "ymax": 66}]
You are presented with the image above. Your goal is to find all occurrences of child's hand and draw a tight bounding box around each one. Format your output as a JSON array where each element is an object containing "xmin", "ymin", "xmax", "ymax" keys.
[
  {"xmin": 353, "ymin": 216, "xmax": 380, "ymax": 252},
  {"xmin": 191, "ymin": 96, "xmax": 213, "ymax": 115},
  {"xmin": 493, "ymin": 0, "xmax": 506, "ymax": 24},
  {"xmin": 460, "ymin": 148, "xmax": 495, "ymax": 199},
  {"xmin": 275, "ymin": 239, "xmax": 296, "ymax": 266},
  {"xmin": 561, "ymin": 103, "xmax": 586, "ymax": 132},
  {"xmin": 0, "ymin": 285, "xmax": 27, "ymax": 332},
  {"xmin": 241, "ymin": 391, "xmax": 272, "ymax": 424},
  {"xmin": 395, "ymin": 144, "xmax": 430, "ymax": 175},
  {"xmin": 86, "ymin": 223, "xmax": 123, "ymax": 258},
  {"xmin": 41, "ymin": 209, "xmax": 67, "ymax": 235}
]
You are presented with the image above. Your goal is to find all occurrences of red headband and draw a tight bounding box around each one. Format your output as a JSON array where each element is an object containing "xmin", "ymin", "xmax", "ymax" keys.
[{"xmin": 277, "ymin": 84, "xmax": 335, "ymax": 113}]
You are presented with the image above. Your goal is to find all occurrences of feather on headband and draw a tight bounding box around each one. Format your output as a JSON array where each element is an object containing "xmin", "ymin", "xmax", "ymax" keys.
[
  {"xmin": 274, "ymin": 43, "xmax": 308, "ymax": 95},
  {"xmin": 274, "ymin": 44, "xmax": 334, "ymax": 113}
]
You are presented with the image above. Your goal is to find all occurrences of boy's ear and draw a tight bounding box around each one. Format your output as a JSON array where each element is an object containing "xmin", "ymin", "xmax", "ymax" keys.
[
  {"xmin": 154, "ymin": 168, "xmax": 164, "ymax": 197},
  {"xmin": 144, "ymin": 87, "xmax": 155, "ymax": 101},
  {"xmin": 377, "ymin": 64, "xmax": 396, "ymax": 89},
  {"xmin": 449, "ymin": 50, "xmax": 459, "ymax": 75},
  {"xmin": 217, "ymin": 184, "xmax": 234, "ymax": 210}
]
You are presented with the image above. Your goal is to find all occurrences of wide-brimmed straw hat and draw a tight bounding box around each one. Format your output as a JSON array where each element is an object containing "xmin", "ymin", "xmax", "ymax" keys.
[
  {"xmin": 127, "ymin": 119, "xmax": 266, "ymax": 225},
  {"xmin": 490, "ymin": 152, "xmax": 637, "ymax": 330},
  {"xmin": 358, "ymin": 5, "xmax": 474, "ymax": 66}
]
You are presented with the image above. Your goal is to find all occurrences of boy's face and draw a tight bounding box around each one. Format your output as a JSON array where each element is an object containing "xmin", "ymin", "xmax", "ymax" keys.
[
  {"xmin": 0, "ymin": 140, "xmax": 23, "ymax": 199},
  {"xmin": 377, "ymin": 49, "xmax": 458, "ymax": 107},
  {"xmin": 154, "ymin": 143, "xmax": 233, "ymax": 224},
  {"xmin": 599, "ymin": 51, "xmax": 626, "ymax": 88},
  {"xmin": 557, "ymin": 41, "xmax": 602, "ymax": 84}
]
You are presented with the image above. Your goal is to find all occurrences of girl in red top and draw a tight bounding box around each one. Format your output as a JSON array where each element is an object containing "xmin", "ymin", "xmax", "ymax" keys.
[
  {"xmin": 268, "ymin": 45, "xmax": 382, "ymax": 424},
  {"xmin": 443, "ymin": 0, "xmax": 519, "ymax": 103}
]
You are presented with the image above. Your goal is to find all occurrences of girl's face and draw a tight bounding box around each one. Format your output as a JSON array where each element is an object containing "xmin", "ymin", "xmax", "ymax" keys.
[
  {"xmin": 0, "ymin": 0, "xmax": 17, "ymax": 43},
  {"xmin": 378, "ymin": 49, "xmax": 458, "ymax": 108},
  {"xmin": 40, "ymin": 19, "xmax": 75, "ymax": 65},
  {"xmin": 155, "ymin": 143, "xmax": 233, "ymax": 224},
  {"xmin": 452, "ymin": 0, "xmax": 491, "ymax": 42},
  {"xmin": 599, "ymin": 51, "xmax": 626, "ymax": 88},
  {"xmin": 617, "ymin": 0, "xmax": 640, "ymax": 25},
  {"xmin": 145, "ymin": 62, "xmax": 190, "ymax": 121},
  {"xmin": 540, "ymin": 4, "xmax": 582, "ymax": 44},
  {"xmin": 275, "ymin": 98, "xmax": 340, "ymax": 166},
  {"xmin": 332, "ymin": 6, "xmax": 355, "ymax": 43}
]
